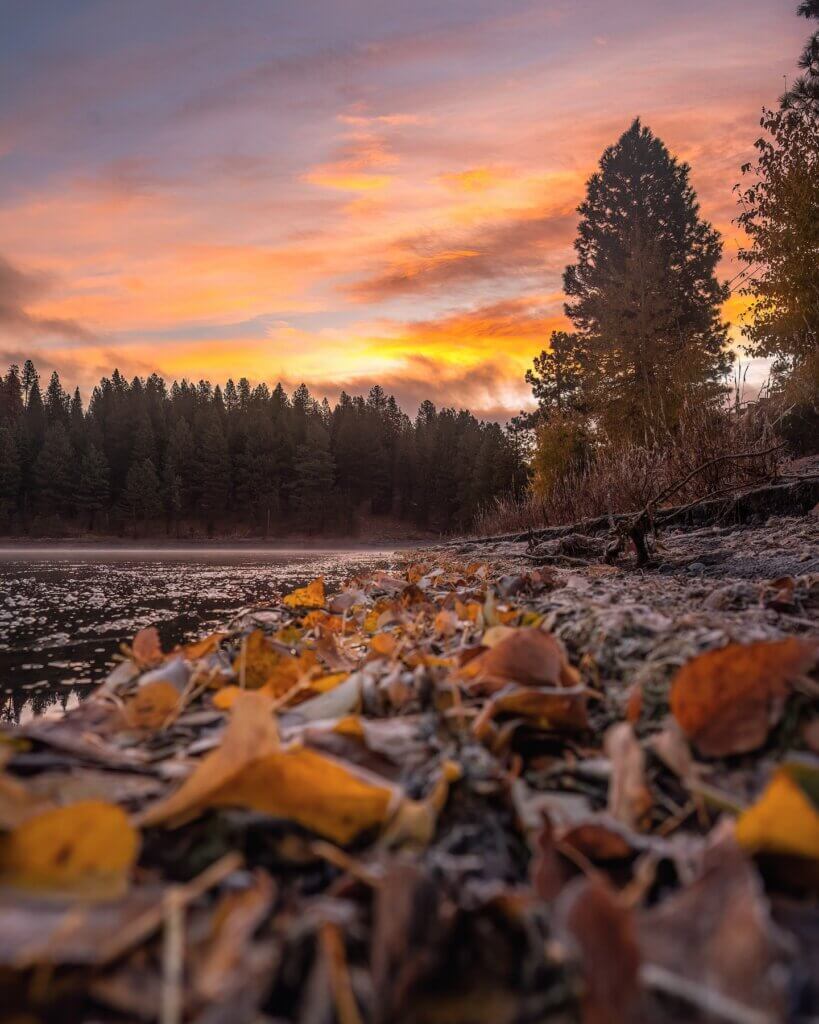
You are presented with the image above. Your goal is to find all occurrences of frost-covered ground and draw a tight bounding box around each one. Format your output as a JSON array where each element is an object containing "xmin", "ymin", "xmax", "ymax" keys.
[{"xmin": 0, "ymin": 548, "xmax": 397, "ymax": 722}]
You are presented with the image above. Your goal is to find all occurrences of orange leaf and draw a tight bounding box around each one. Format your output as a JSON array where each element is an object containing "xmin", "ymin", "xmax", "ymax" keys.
[
  {"xmin": 0, "ymin": 800, "xmax": 139, "ymax": 897},
  {"xmin": 179, "ymin": 631, "xmax": 228, "ymax": 660},
  {"xmin": 122, "ymin": 680, "xmax": 181, "ymax": 730},
  {"xmin": 138, "ymin": 691, "xmax": 279, "ymax": 828},
  {"xmin": 283, "ymin": 577, "xmax": 326, "ymax": 610},
  {"xmin": 131, "ymin": 626, "xmax": 163, "ymax": 669},
  {"xmin": 461, "ymin": 628, "xmax": 579, "ymax": 692},
  {"xmin": 208, "ymin": 747, "xmax": 397, "ymax": 845},
  {"xmin": 232, "ymin": 629, "xmax": 282, "ymax": 690},
  {"xmin": 670, "ymin": 638, "xmax": 818, "ymax": 757}
]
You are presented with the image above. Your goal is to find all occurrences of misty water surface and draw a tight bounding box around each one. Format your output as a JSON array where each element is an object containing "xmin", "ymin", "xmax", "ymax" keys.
[{"xmin": 0, "ymin": 547, "xmax": 396, "ymax": 723}]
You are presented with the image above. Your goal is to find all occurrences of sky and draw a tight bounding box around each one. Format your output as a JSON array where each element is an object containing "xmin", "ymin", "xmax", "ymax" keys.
[{"xmin": 0, "ymin": 0, "xmax": 805, "ymax": 420}]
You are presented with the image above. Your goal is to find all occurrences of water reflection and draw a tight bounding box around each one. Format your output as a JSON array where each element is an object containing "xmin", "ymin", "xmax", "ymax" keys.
[{"xmin": 0, "ymin": 547, "xmax": 396, "ymax": 722}]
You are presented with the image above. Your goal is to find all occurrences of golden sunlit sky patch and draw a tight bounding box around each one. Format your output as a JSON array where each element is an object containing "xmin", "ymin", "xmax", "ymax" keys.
[{"xmin": 0, "ymin": 0, "xmax": 804, "ymax": 418}]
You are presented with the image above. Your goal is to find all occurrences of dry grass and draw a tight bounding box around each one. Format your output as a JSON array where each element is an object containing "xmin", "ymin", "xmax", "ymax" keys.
[{"xmin": 473, "ymin": 403, "xmax": 782, "ymax": 536}]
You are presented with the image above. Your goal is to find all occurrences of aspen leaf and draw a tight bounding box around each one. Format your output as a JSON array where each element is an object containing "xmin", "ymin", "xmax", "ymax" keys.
[
  {"xmin": 604, "ymin": 723, "xmax": 652, "ymax": 830},
  {"xmin": 122, "ymin": 680, "xmax": 181, "ymax": 730},
  {"xmin": 670, "ymin": 638, "xmax": 818, "ymax": 757},
  {"xmin": 0, "ymin": 800, "xmax": 139, "ymax": 897},
  {"xmin": 208, "ymin": 746, "xmax": 397, "ymax": 845},
  {"xmin": 283, "ymin": 577, "xmax": 325, "ymax": 610},
  {"xmin": 461, "ymin": 627, "xmax": 580, "ymax": 691},
  {"xmin": 131, "ymin": 626, "xmax": 163, "ymax": 669},
  {"xmin": 735, "ymin": 768, "xmax": 819, "ymax": 860},
  {"xmin": 232, "ymin": 629, "xmax": 282, "ymax": 690},
  {"xmin": 138, "ymin": 691, "xmax": 279, "ymax": 827},
  {"xmin": 180, "ymin": 631, "xmax": 228, "ymax": 660}
]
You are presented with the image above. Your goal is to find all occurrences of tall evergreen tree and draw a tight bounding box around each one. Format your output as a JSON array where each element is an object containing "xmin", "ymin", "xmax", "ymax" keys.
[
  {"xmin": 35, "ymin": 423, "xmax": 75, "ymax": 515},
  {"xmin": 783, "ymin": 1, "xmax": 819, "ymax": 114},
  {"xmin": 0, "ymin": 425, "xmax": 20, "ymax": 520},
  {"xmin": 563, "ymin": 119, "xmax": 730, "ymax": 440},
  {"xmin": 737, "ymin": 108, "xmax": 818, "ymax": 377},
  {"xmin": 525, "ymin": 331, "xmax": 586, "ymax": 420},
  {"xmin": 75, "ymin": 444, "xmax": 110, "ymax": 529}
]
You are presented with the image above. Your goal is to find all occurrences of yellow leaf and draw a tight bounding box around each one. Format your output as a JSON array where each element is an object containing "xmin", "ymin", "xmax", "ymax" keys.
[
  {"xmin": 283, "ymin": 577, "xmax": 326, "ymax": 610},
  {"xmin": 0, "ymin": 800, "xmax": 139, "ymax": 897},
  {"xmin": 179, "ymin": 631, "xmax": 228, "ymax": 660},
  {"xmin": 122, "ymin": 680, "xmax": 181, "ymax": 730},
  {"xmin": 138, "ymin": 692, "xmax": 279, "ymax": 828},
  {"xmin": 736, "ymin": 769, "xmax": 819, "ymax": 860},
  {"xmin": 232, "ymin": 629, "xmax": 282, "ymax": 690},
  {"xmin": 209, "ymin": 746, "xmax": 397, "ymax": 845},
  {"xmin": 370, "ymin": 633, "xmax": 397, "ymax": 659},
  {"xmin": 310, "ymin": 672, "xmax": 349, "ymax": 694},
  {"xmin": 213, "ymin": 685, "xmax": 244, "ymax": 711}
]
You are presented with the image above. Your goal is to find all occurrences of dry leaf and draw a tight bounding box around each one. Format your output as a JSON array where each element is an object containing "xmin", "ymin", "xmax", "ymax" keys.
[
  {"xmin": 669, "ymin": 638, "xmax": 818, "ymax": 757},
  {"xmin": 122, "ymin": 680, "xmax": 181, "ymax": 730},
  {"xmin": 735, "ymin": 767, "xmax": 819, "ymax": 860},
  {"xmin": 131, "ymin": 626, "xmax": 164, "ymax": 669},
  {"xmin": 473, "ymin": 685, "xmax": 588, "ymax": 738},
  {"xmin": 179, "ymin": 631, "xmax": 228, "ymax": 660},
  {"xmin": 231, "ymin": 629, "xmax": 285, "ymax": 690},
  {"xmin": 138, "ymin": 691, "xmax": 279, "ymax": 827},
  {"xmin": 604, "ymin": 723, "xmax": 652, "ymax": 830},
  {"xmin": 208, "ymin": 746, "xmax": 398, "ymax": 845},
  {"xmin": 0, "ymin": 800, "xmax": 139, "ymax": 897},
  {"xmin": 559, "ymin": 877, "xmax": 641, "ymax": 1024},
  {"xmin": 638, "ymin": 838, "xmax": 788, "ymax": 1019},
  {"xmin": 283, "ymin": 576, "xmax": 326, "ymax": 609},
  {"xmin": 461, "ymin": 627, "xmax": 579, "ymax": 692}
]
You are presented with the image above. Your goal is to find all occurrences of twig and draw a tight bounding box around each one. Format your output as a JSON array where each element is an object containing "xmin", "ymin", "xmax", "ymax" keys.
[
  {"xmin": 641, "ymin": 963, "xmax": 776, "ymax": 1024},
  {"xmin": 648, "ymin": 443, "xmax": 785, "ymax": 511}
]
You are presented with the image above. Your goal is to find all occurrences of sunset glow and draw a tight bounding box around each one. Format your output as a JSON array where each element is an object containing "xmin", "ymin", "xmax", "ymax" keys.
[{"xmin": 0, "ymin": 0, "xmax": 804, "ymax": 418}]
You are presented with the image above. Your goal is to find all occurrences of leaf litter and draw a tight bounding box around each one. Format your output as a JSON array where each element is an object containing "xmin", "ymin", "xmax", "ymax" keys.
[{"xmin": 0, "ymin": 547, "xmax": 817, "ymax": 1024}]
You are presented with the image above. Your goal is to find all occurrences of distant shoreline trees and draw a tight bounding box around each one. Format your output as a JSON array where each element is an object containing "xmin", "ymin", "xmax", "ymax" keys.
[{"xmin": 0, "ymin": 363, "xmax": 526, "ymax": 537}]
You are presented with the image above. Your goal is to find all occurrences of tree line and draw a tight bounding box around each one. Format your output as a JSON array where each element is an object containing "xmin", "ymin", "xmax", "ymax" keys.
[
  {"xmin": 522, "ymin": 1, "xmax": 818, "ymax": 483},
  {"xmin": 0, "ymin": 365, "xmax": 526, "ymax": 537}
]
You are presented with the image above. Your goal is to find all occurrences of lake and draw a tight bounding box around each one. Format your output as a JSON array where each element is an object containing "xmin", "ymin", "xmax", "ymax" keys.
[{"xmin": 0, "ymin": 547, "xmax": 397, "ymax": 723}]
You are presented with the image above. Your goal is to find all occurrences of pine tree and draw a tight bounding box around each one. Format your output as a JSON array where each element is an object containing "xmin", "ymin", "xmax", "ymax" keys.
[
  {"xmin": 35, "ymin": 423, "xmax": 75, "ymax": 515},
  {"xmin": 75, "ymin": 444, "xmax": 110, "ymax": 529},
  {"xmin": 564, "ymin": 119, "xmax": 730, "ymax": 440},
  {"xmin": 0, "ymin": 425, "xmax": 20, "ymax": 521},
  {"xmin": 123, "ymin": 459, "xmax": 162, "ymax": 529},
  {"xmin": 44, "ymin": 371, "xmax": 70, "ymax": 426},
  {"xmin": 783, "ymin": 1, "xmax": 819, "ymax": 114},
  {"xmin": 736, "ymin": 106, "xmax": 818, "ymax": 377},
  {"xmin": 21, "ymin": 360, "xmax": 39, "ymax": 407},
  {"xmin": 292, "ymin": 420, "xmax": 335, "ymax": 529},
  {"xmin": 525, "ymin": 331, "xmax": 586, "ymax": 420}
]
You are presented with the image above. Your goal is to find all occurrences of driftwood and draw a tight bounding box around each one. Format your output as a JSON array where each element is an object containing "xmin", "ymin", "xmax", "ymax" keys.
[{"xmin": 452, "ymin": 476, "xmax": 819, "ymax": 552}]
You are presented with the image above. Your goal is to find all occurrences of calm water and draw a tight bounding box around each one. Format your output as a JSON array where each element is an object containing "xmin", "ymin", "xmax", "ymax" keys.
[{"xmin": 0, "ymin": 547, "xmax": 396, "ymax": 723}]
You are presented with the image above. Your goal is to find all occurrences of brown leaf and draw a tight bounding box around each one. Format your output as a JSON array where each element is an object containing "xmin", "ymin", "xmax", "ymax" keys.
[
  {"xmin": 559, "ymin": 877, "xmax": 642, "ymax": 1024},
  {"xmin": 669, "ymin": 638, "xmax": 818, "ymax": 757},
  {"xmin": 131, "ymin": 625, "xmax": 164, "ymax": 669},
  {"xmin": 604, "ymin": 723, "xmax": 652, "ymax": 831},
  {"xmin": 638, "ymin": 837, "xmax": 789, "ymax": 1019},
  {"xmin": 121, "ymin": 679, "xmax": 181, "ymax": 731},
  {"xmin": 461, "ymin": 627, "xmax": 579, "ymax": 692},
  {"xmin": 232, "ymin": 629, "xmax": 284, "ymax": 690}
]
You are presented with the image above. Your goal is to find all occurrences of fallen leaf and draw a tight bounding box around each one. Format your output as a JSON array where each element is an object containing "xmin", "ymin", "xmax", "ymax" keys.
[
  {"xmin": 138, "ymin": 691, "xmax": 279, "ymax": 827},
  {"xmin": 122, "ymin": 680, "xmax": 181, "ymax": 730},
  {"xmin": 131, "ymin": 626, "xmax": 164, "ymax": 669},
  {"xmin": 232, "ymin": 629, "xmax": 283, "ymax": 690},
  {"xmin": 559, "ymin": 877, "xmax": 641, "ymax": 1024},
  {"xmin": 0, "ymin": 800, "xmax": 139, "ymax": 897},
  {"xmin": 461, "ymin": 627, "xmax": 579, "ymax": 693},
  {"xmin": 179, "ymin": 631, "xmax": 228, "ymax": 660},
  {"xmin": 604, "ymin": 723, "xmax": 652, "ymax": 830},
  {"xmin": 208, "ymin": 747, "xmax": 398, "ymax": 844},
  {"xmin": 669, "ymin": 638, "xmax": 818, "ymax": 757},
  {"xmin": 735, "ymin": 767, "xmax": 819, "ymax": 860},
  {"xmin": 283, "ymin": 576, "xmax": 326, "ymax": 609},
  {"xmin": 638, "ymin": 837, "xmax": 788, "ymax": 1019},
  {"xmin": 473, "ymin": 684, "xmax": 588, "ymax": 738}
]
